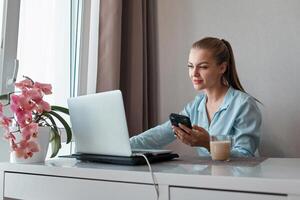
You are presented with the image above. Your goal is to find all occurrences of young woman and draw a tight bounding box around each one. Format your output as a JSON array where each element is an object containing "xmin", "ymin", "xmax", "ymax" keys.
[{"xmin": 130, "ymin": 37, "xmax": 261, "ymax": 157}]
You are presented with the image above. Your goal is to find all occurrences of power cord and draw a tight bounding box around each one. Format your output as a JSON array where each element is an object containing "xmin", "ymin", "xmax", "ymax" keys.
[{"xmin": 135, "ymin": 153, "xmax": 159, "ymax": 200}]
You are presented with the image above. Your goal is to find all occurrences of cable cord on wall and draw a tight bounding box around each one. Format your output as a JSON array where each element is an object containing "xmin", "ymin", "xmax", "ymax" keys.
[{"xmin": 135, "ymin": 153, "xmax": 159, "ymax": 200}]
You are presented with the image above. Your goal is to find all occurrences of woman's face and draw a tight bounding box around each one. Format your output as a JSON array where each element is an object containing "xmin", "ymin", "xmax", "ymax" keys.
[{"xmin": 188, "ymin": 48, "xmax": 226, "ymax": 91}]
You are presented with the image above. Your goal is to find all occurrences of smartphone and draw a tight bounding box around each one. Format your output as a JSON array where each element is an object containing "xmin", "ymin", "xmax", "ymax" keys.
[{"xmin": 169, "ymin": 113, "xmax": 192, "ymax": 129}]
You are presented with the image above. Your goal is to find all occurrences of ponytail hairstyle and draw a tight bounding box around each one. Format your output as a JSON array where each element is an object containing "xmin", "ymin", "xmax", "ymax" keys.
[
  {"xmin": 192, "ymin": 37, "xmax": 261, "ymax": 103},
  {"xmin": 192, "ymin": 37, "xmax": 246, "ymax": 93}
]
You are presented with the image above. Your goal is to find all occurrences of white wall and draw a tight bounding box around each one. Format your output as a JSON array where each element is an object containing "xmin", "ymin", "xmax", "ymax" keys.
[{"xmin": 156, "ymin": 0, "xmax": 300, "ymax": 157}]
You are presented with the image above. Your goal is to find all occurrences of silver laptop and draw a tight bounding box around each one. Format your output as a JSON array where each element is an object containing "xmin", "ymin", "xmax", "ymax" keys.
[{"xmin": 67, "ymin": 90, "xmax": 171, "ymax": 157}]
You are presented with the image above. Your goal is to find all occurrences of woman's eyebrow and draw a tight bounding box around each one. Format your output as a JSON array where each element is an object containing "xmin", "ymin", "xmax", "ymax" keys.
[{"xmin": 188, "ymin": 61, "xmax": 209, "ymax": 66}]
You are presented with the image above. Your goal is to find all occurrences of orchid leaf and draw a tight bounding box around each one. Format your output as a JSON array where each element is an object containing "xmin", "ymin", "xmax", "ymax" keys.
[
  {"xmin": 0, "ymin": 94, "xmax": 9, "ymax": 100},
  {"xmin": 50, "ymin": 127, "xmax": 61, "ymax": 158},
  {"xmin": 43, "ymin": 113, "xmax": 61, "ymax": 157},
  {"xmin": 43, "ymin": 113, "xmax": 59, "ymax": 133},
  {"xmin": 0, "ymin": 92, "xmax": 16, "ymax": 101},
  {"xmin": 49, "ymin": 129, "xmax": 55, "ymax": 142},
  {"xmin": 48, "ymin": 110, "xmax": 72, "ymax": 143},
  {"xmin": 51, "ymin": 105, "xmax": 69, "ymax": 115}
]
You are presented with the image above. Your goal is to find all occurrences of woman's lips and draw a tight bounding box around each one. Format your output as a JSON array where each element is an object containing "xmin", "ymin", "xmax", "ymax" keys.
[{"xmin": 193, "ymin": 80, "xmax": 203, "ymax": 84}]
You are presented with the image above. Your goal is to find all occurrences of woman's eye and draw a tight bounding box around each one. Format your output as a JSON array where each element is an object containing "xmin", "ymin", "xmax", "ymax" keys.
[{"xmin": 187, "ymin": 64, "xmax": 208, "ymax": 69}]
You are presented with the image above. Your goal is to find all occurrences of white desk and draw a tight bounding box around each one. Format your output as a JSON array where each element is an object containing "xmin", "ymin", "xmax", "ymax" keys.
[{"xmin": 1, "ymin": 157, "xmax": 300, "ymax": 200}]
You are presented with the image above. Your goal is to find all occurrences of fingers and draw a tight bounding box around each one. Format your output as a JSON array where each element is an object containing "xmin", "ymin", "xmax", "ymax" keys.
[
  {"xmin": 178, "ymin": 124, "xmax": 206, "ymax": 135},
  {"xmin": 179, "ymin": 136, "xmax": 193, "ymax": 146},
  {"xmin": 172, "ymin": 125, "xmax": 187, "ymax": 136},
  {"xmin": 172, "ymin": 124, "xmax": 209, "ymax": 147},
  {"xmin": 192, "ymin": 125, "xmax": 209, "ymax": 137},
  {"xmin": 192, "ymin": 125, "xmax": 206, "ymax": 132},
  {"xmin": 178, "ymin": 123, "xmax": 192, "ymax": 134},
  {"xmin": 172, "ymin": 125, "xmax": 194, "ymax": 146},
  {"xmin": 176, "ymin": 132, "xmax": 193, "ymax": 146}
]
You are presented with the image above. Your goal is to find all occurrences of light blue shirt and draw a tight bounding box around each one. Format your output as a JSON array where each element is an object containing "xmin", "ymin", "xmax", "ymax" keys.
[{"xmin": 130, "ymin": 87, "xmax": 262, "ymax": 157}]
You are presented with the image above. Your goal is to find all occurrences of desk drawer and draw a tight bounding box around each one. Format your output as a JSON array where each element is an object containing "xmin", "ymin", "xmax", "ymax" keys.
[
  {"xmin": 4, "ymin": 172, "xmax": 156, "ymax": 200},
  {"xmin": 170, "ymin": 187, "xmax": 287, "ymax": 200}
]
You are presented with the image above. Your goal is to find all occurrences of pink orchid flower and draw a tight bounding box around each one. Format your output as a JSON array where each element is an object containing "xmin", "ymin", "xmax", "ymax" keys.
[
  {"xmin": 14, "ymin": 148, "xmax": 26, "ymax": 158},
  {"xmin": 9, "ymin": 103, "xmax": 22, "ymax": 115},
  {"xmin": 27, "ymin": 141, "xmax": 39, "ymax": 152},
  {"xmin": 1, "ymin": 77, "xmax": 68, "ymax": 159},
  {"xmin": 15, "ymin": 140, "xmax": 39, "ymax": 158},
  {"xmin": 20, "ymin": 122, "xmax": 38, "ymax": 140},
  {"xmin": 4, "ymin": 132, "xmax": 16, "ymax": 140},
  {"xmin": 19, "ymin": 139, "xmax": 28, "ymax": 149},
  {"xmin": 11, "ymin": 94, "xmax": 35, "ymax": 112},
  {"xmin": 15, "ymin": 79, "xmax": 34, "ymax": 90},
  {"xmin": 34, "ymin": 82, "xmax": 52, "ymax": 95},
  {"xmin": 23, "ymin": 88, "xmax": 43, "ymax": 103},
  {"xmin": 15, "ymin": 110, "xmax": 32, "ymax": 128},
  {"xmin": 13, "ymin": 146, "xmax": 28, "ymax": 159},
  {"xmin": 1, "ymin": 116, "xmax": 12, "ymax": 128},
  {"xmin": 26, "ymin": 151, "xmax": 33, "ymax": 158},
  {"xmin": 35, "ymin": 100, "xmax": 51, "ymax": 113}
]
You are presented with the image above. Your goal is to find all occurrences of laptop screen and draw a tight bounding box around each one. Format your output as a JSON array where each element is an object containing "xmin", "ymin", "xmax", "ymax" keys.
[{"xmin": 67, "ymin": 90, "xmax": 133, "ymax": 156}]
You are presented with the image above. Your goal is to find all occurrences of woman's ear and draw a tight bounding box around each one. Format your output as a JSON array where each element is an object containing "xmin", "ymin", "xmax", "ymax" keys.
[{"xmin": 219, "ymin": 62, "xmax": 227, "ymax": 74}]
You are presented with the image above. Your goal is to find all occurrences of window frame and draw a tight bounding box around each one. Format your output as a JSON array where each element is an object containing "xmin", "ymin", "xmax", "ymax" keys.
[
  {"xmin": 0, "ymin": 0, "xmax": 20, "ymax": 95},
  {"xmin": 74, "ymin": 0, "xmax": 100, "ymax": 97}
]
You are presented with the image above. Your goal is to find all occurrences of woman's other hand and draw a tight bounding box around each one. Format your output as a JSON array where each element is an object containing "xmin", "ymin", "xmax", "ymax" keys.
[{"xmin": 172, "ymin": 124, "xmax": 210, "ymax": 151}]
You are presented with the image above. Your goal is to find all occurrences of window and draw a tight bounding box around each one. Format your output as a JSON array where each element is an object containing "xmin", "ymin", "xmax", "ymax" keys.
[
  {"xmin": 0, "ymin": 0, "xmax": 99, "ymax": 160},
  {"xmin": 17, "ymin": 0, "xmax": 71, "ymax": 107},
  {"xmin": 16, "ymin": 0, "xmax": 72, "ymax": 157}
]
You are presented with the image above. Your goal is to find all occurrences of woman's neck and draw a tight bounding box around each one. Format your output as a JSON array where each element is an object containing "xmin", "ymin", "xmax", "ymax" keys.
[{"xmin": 204, "ymin": 84, "xmax": 229, "ymax": 104}]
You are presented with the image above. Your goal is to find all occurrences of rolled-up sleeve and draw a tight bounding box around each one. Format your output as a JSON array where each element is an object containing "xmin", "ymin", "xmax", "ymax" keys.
[
  {"xmin": 130, "ymin": 121, "xmax": 176, "ymax": 149},
  {"xmin": 130, "ymin": 98, "xmax": 196, "ymax": 150},
  {"xmin": 231, "ymin": 97, "xmax": 262, "ymax": 157}
]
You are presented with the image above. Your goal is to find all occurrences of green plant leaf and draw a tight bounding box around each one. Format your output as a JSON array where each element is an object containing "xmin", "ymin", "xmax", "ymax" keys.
[
  {"xmin": 0, "ymin": 92, "xmax": 16, "ymax": 100},
  {"xmin": 0, "ymin": 92, "xmax": 20, "ymax": 103},
  {"xmin": 48, "ymin": 110, "xmax": 72, "ymax": 143},
  {"xmin": 49, "ymin": 129, "xmax": 55, "ymax": 142},
  {"xmin": 51, "ymin": 105, "xmax": 69, "ymax": 115},
  {"xmin": 40, "ymin": 114, "xmax": 61, "ymax": 157},
  {"xmin": 42, "ymin": 113, "xmax": 59, "ymax": 141},
  {"xmin": 0, "ymin": 94, "xmax": 9, "ymax": 101},
  {"xmin": 42, "ymin": 113, "xmax": 58, "ymax": 132},
  {"xmin": 50, "ymin": 127, "xmax": 61, "ymax": 158}
]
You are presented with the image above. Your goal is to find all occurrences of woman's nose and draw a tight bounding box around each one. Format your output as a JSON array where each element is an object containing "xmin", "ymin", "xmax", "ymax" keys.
[{"xmin": 192, "ymin": 67, "xmax": 200, "ymax": 77}]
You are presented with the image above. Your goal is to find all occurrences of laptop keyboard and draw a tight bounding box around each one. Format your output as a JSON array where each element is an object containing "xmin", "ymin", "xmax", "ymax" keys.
[{"xmin": 132, "ymin": 149, "xmax": 172, "ymax": 155}]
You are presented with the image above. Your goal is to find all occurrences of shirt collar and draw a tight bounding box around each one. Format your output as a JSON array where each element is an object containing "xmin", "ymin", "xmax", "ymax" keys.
[
  {"xmin": 198, "ymin": 86, "xmax": 234, "ymax": 112},
  {"xmin": 219, "ymin": 86, "xmax": 233, "ymax": 111}
]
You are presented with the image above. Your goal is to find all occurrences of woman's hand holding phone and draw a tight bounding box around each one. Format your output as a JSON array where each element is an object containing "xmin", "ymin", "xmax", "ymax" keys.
[
  {"xmin": 169, "ymin": 113, "xmax": 210, "ymax": 150},
  {"xmin": 172, "ymin": 123, "xmax": 210, "ymax": 151}
]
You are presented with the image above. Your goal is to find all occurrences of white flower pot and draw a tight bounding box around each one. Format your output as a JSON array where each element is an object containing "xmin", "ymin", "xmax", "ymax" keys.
[{"xmin": 10, "ymin": 126, "xmax": 51, "ymax": 164}]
